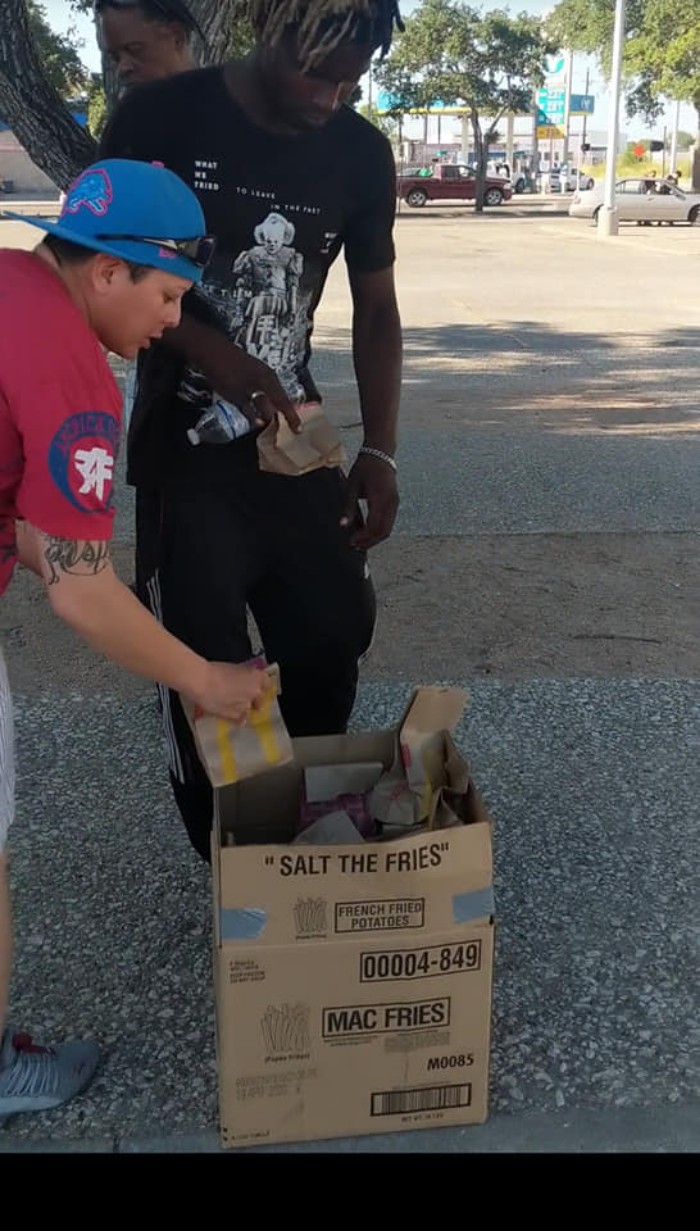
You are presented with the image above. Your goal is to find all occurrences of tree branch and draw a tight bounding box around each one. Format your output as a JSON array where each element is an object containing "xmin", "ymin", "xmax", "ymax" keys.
[{"xmin": 0, "ymin": 0, "xmax": 95, "ymax": 189}]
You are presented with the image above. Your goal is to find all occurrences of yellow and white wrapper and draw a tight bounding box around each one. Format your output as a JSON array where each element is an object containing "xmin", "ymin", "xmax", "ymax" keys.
[{"xmin": 183, "ymin": 663, "xmax": 294, "ymax": 788}]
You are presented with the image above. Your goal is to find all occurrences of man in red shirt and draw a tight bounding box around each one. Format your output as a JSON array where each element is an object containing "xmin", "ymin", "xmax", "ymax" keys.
[{"xmin": 0, "ymin": 158, "xmax": 266, "ymax": 1124}]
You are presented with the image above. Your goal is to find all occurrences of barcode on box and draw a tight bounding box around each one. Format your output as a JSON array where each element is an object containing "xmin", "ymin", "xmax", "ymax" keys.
[{"xmin": 371, "ymin": 1082, "xmax": 472, "ymax": 1117}]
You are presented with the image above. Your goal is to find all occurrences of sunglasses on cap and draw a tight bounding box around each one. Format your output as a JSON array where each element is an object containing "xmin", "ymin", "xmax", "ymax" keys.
[{"xmin": 96, "ymin": 233, "xmax": 217, "ymax": 268}]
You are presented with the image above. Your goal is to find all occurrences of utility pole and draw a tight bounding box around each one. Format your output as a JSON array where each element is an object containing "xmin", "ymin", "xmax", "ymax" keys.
[
  {"xmin": 563, "ymin": 49, "xmax": 573, "ymax": 165},
  {"xmin": 580, "ymin": 65, "xmax": 591, "ymax": 164},
  {"xmin": 669, "ymin": 98, "xmax": 681, "ymax": 174},
  {"xmin": 461, "ymin": 112, "xmax": 470, "ymax": 164},
  {"xmin": 597, "ymin": 0, "xmax": 626, "ymax": 238},
  {"xmin": 506, "ymin": 110, "xmax": 515, "ymax": 172},
  {"xmin": 531, "ymin": 88, "xmax": 539, "ymax": 184}
]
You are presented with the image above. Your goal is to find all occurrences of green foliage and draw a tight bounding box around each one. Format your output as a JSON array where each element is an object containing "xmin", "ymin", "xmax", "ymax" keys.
[
  {"xmin": 374, "ymin": 0, "xmax": 551, "ymax": 208},
  {"xmin": 672, "ymin": 129, "xmax": 695, "ymax": 150},
  {"xmin": 375, "ymin": 0, "xmax": 551, "ymax": 119},
  {"xmin": 358, "ymin": 101, "xmax": 400, "ymax": 139},
  {"xmin": 201, "ymin": 8, "xmax": 254, "ymax": 60},
  {"xmin": 549, "ymin": 0, "xmax": 700, "ymax": 119},
  {"xmin": 28, "ymin": 0, "xmax": 89, "ymax": 98},
  {"xmin": 87, "ymin": 76, "xmax": 108, "ymax": 139},
  {"xmin": 619, "ymin": 147, "xmax": 650, "ymax": 170}
]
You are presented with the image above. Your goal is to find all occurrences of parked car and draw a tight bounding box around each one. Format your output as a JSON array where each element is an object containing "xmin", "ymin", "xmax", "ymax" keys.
[
  {"xmin": 569, "ymin": 177, "xmax": 700, "ymax": 224},
  {"xmin": 397, "ymin": 163, "xmax": 513, "ymax": 208},
  {"xmin": 511, "ymin": 169, "xmax": 535, "ymax": 193},
  {"xmin": 487, "ymin": 161, "xmax": 534, "ymax": 194},
  {"xmin": 559, "ymin": 165, "xmax": 595, "ymax": 192},
  {"xmin": 536, "ymin": 166, "xmax": 595, "ymax": 194}
]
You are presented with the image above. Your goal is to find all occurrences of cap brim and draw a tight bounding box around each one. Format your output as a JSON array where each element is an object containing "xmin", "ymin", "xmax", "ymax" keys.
[{"xmin": 1, "ymin": 212, "xmax": 203, "ymax": 284}]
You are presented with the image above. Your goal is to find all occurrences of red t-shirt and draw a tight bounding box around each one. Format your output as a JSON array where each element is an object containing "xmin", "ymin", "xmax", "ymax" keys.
[{"xmin": 0, "ymin": 250, "xmax": 122, "ymax": 598}]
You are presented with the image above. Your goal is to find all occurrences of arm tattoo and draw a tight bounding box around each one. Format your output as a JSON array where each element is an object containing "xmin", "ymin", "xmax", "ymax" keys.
[{"xmin": 43, "ymin": 537, "xmax": 110, "ymax": 586}]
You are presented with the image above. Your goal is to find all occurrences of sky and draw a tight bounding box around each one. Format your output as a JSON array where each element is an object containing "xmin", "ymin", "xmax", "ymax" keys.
[{"xmin": 42, "ymin": 0, "xmax": 696, "ymax": 140}]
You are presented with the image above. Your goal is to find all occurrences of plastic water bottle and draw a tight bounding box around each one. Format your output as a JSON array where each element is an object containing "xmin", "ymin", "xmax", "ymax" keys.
[{"xmin": 186, "ymin": 398, "xmax": 253, "ymax": 446}]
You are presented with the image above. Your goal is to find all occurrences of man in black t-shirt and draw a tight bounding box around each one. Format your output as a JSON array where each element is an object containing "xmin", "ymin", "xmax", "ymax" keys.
[{"xmin": 100, "ymin": 0, "xmax": 404, "ymax": 862}]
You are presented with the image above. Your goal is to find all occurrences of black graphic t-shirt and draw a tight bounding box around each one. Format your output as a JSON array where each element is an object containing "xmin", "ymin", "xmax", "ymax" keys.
[{"xmin": 100, "ymin": 67, "xmax": 397, "ymax": 487}]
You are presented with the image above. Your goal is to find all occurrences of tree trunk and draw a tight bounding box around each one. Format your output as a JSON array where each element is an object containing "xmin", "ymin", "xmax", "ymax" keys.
[
  {"xmin": 191, "ymin": 0, "xmax": 253, "ymax": 65},
  {"xmin": 102, "ymin": 58, "xmax": 121, "ymax": 115},
  {"xmin": 0, "ymin": 0, "xmax": 95, "ymax": 190},
  {"xmin": 196, "ymin": 0, "xmax": 243, "ymax": 57},
  {"xmin": 0, "ymin": 0, "xmax": 249, "ymax": 190},
  {"xmin": 471, "ymin": 111, "xmax": 486, "ymax": 213}
]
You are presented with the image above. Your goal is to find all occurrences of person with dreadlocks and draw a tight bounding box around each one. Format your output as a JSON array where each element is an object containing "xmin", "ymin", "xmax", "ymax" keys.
[
  {"xmin": 94, "ymin": 0, "xmax": 201, "ymax": 92},
  {"xmin": 99, "ymin": 0, "xmax": 404, "ymax": 864}
]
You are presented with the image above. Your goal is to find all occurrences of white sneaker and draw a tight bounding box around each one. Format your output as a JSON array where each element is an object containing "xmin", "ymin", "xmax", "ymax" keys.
[{"xmin": 0, "ymin": 1028, "xmax": 100, "ymax": 1124}]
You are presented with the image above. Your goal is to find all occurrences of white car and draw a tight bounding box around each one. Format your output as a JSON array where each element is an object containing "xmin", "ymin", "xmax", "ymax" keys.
[
  {"xmin": 559, "ymin": 166, "xmax": 595, "ymax": 192},
  {"xmin": 569, "ymin": 176, "xmax": 700, "ymax": 225},
  {"xmin": 539, "ymin": 166, "xmax": 595, "ymax": 193}
]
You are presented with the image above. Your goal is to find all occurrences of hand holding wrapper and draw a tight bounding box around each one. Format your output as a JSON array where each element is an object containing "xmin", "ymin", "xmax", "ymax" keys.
[{"xmin": 181, "ymin": 661, "xmax": 294, "ymax": 788}]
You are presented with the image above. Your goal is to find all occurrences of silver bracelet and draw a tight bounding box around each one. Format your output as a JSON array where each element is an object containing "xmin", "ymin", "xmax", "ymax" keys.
[{"xmin": 358, "ymin": 445, "xmax": 397, "ymax": 472}]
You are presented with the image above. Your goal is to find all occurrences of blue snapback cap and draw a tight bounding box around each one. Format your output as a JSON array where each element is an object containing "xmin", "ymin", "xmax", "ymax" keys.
[{"xmin": 3, "ymin": 158, "xmax": 213, "ymax": 283}]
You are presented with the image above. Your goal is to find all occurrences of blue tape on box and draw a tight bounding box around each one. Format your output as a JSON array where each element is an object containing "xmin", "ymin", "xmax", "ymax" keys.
[
  {"xmin": 220, "ymin": 908, "xmax": 267, "ymax": 940},
  {"xmin": 452, "ymin": 887, "xmax": 495, "ymax": 923}
]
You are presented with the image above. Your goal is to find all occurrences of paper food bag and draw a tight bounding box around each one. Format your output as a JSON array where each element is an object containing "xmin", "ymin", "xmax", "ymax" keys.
[
  {"xmin": 369, "ymin": 772, "xmax": 420, "ymax": 834},
  {"xmin": 400, "ymin": 686, "xmax": 467, "ymax": 819},
  {"xmin": 370, "ymin": 686, "xmax": 470, "ymax": 837},
  {"xmin": 182, "ymin": 662, "xmax": 294, "ymax": 788},
  {"xmin": 257, "ymin": 402, "xmax": 346, "ymax": 476}
]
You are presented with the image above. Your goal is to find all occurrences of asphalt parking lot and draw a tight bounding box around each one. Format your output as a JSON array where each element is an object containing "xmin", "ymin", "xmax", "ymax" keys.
[{"xmin": 1, "ymin": 200, "xmax": 698, "ymax": 1153}]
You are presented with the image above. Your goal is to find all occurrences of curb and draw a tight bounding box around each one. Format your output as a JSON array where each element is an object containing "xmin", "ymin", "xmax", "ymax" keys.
[{"xmin": 2, "ymin": 1102, "xmax": 699, "ymax": 1153}]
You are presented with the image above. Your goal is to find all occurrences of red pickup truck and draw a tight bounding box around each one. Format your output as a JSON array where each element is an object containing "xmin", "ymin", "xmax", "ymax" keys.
[{"xmin": 397, "ymin": 163, "xmax": 512, "ymax": 208}]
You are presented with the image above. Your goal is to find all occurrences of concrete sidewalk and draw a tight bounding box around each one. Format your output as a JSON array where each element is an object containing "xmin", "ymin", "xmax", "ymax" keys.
[{"xmin": 1, "ymin": 212, "xmax": 698, "ymax": 1153}]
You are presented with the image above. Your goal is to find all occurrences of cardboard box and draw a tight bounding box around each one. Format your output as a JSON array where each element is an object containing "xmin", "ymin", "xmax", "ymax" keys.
[{"xmin": 210, "ymin": 690, "xmax": 495, "ymax": 1149}]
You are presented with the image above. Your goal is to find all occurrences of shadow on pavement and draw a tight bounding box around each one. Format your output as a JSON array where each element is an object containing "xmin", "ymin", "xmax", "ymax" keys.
[{"xmin": 313, "ymin": 321, "xmax": 700, "ymax": 436}]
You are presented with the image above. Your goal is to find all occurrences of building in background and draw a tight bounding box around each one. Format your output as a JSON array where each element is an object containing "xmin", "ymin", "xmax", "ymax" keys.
[
  {"xmin": 0, "ymin": 111, "xmax": 87, "ymax": 196},
  {"xmin": 398, "ymin": 120, "xmax": 626, "ymax": 173}
]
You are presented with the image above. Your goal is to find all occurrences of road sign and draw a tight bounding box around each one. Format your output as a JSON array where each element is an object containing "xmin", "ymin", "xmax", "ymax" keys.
[
  {"xmin": 537, "ymin": 125, "xmax": 564, "ymax": 140},
  {"xmin": 376, "ymin": 90, "xmax": 399, "ymax": 113},
  {"xmin": 544, "ymin": 53, "xmax": 566, "ymax": 79},
  {"xmin": 376, "ymin": 91, "xmax": 467, "ymax": 115},
  {"xmin": 569, "ymin": 94, "xmax": 595, "ymax": 115},
  {"xmin": 537, "ymin": 87, "xmax": 566, "ymax": 127}
]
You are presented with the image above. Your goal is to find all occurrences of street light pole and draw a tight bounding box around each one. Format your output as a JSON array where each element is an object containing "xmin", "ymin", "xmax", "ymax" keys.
[
  {"xmin": 580, "ymin": 66, "xmax": 591, "ymax": 163},
  {"xmin": 597, "ymin": 0, "xmax": 626, "ymax": 237},
  {"xmin": 563, "ymin": 49, "xmax": 573, "ymax": 165},
  {"xmin": 669, "ymin": 98, "xmax": 681, "ymax": 175}
]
